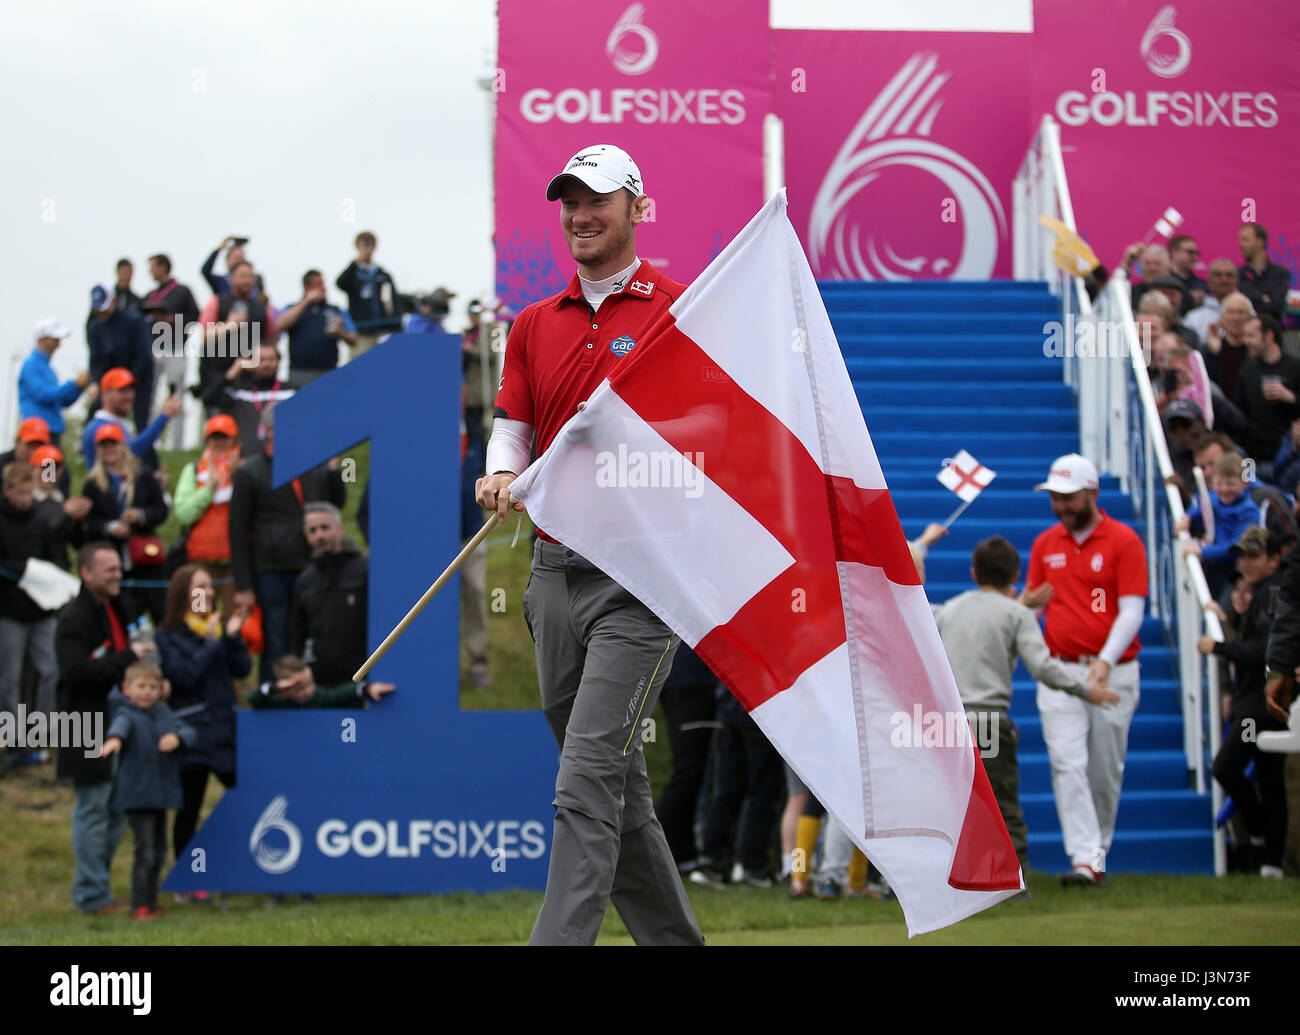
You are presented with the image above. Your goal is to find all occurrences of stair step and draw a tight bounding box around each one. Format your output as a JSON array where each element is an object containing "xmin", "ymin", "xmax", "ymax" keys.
[
  {"xmin": 873, "ymin": 431, "xmax": 1080, "ymax": 454},
  {"xmin": 861, "ymin": 407, "xmax": 1078, "ymax": 432},
  {"xmin": 1022, "ymin": 789, "xmax": 1211, "ymax": 833},
  {"xmin": 833, "ymin": 314, "xmax": 1059, "ymax": 335},
  {"xmin": 1027, "ymin": 828, "xmax": 1214, "ymax": 874},
  {"xmin": 839, "ymin": 334, "xmax": 1054, "ymax": 356},
  {"xmin": 1015, "ymin": 714, "xmax": 1187, "ymax": 753},
  {"xmin": 1020, "ymin": 750, "xmax": 1193, "ymax": 791},
  {"xmin": 857, "ymin": 383, "xmax": 1075, "ymax": 407},
  {"xmin": 853, "ymin": 358, "xmax": 1064, "ymax": 381}
]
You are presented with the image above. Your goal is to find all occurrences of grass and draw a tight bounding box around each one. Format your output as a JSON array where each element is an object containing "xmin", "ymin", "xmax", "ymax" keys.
[{"xmin": 1, "ymin": 751, "xmax": 1296, "ymax": 946}]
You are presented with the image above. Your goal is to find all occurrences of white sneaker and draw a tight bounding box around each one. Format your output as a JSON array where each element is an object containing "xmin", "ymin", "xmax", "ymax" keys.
[{"xmin": 1260, "ymin": 865, "xmax": 1284, "ymax": 880}]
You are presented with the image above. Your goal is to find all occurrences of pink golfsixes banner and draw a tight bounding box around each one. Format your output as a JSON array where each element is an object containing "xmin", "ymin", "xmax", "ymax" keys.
[
  {"xmin": 772, "ymin": 30, "xmax": 1031, "ymax": 281},
  {"xmin": 494, "ymin": 0, "xmax": 769, "ymax": 312},
  {"xmin": 1033, "ymin": 0, "xmax": 1300, "ymax": 279}
]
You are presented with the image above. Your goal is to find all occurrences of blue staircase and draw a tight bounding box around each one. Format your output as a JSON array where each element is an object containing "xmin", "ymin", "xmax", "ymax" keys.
[{"xmin": 823, "ymin": 279, "xmax": 1214, "ymax": 874}]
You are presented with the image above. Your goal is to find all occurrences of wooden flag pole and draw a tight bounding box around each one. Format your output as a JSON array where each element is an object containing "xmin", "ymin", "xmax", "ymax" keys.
[{"xmin": 352, "ymin": 513, "xmax": 500, "ymax": 682}]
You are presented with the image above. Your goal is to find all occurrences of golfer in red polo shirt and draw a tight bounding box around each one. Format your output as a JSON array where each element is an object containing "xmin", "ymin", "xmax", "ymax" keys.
[
  {"xmin": 476, "ymin": 145, "xmax": 704, "ymax": 946},
  {"xmin": 1024, "ymin": 454, "xmax": 1147, "ymax": 886}
]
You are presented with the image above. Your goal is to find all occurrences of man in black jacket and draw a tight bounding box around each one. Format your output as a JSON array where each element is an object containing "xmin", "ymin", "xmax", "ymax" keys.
[
  {"xmin": 86, "ymin": 285, "xmax": 153, "ymax": 433},
  {"xmin": 56, "ymin": 542, "xmax": 152, "ymax": 914},
  {"xmin": 0, "ymin": 463, "xmax": 64, "ymax": 758},
  {"xmin": 336, "ymin": 231, "xmax": 401, "ymax": 354},
  {"xmin": 198, "ymin": 341, "xmax": 297, "ymax": 457},
  {"xmin": 1235, "ymin": 314, "xmax": 1300, "ymax": 470},
  {"xmin": 288, "ymin": 502, "xmax": 368, "ymax": 686},
  {"xmin": 141, "ymin": 254, "xmax": 200, "ymax": 401},
  {"xmin": 1238, "ymin": 223, "xmax": 1292, "ymax": 322},
  {"xmin": 229, "ymin": 407, "xmax": 345, "ymax": 682},
  {"xmin": 1265, "ymin": 534, "xmax": 1300, "ymax": 725},
  {"xmin": 1200, "ymin": 528, "xmax": 1287, "ymax": 876},
  {"xmin": 197, "ymin": 261, "xmax": 278, "ymax": 403}
]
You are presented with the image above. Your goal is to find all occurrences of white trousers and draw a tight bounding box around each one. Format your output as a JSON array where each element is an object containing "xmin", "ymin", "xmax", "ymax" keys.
[{"xmin": 1036, "ymin": 659, "xmax": 1140, "ymax": 870}]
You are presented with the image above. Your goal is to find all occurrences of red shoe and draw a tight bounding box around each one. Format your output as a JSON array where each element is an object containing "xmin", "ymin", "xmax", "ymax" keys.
[
  {"xmin": 1061, "ymin": 864, "xmax": 1107, "ymax": 887},
  {"xmin": 130, "ymin": 906, "xmax": 167, "ymax": 920}
]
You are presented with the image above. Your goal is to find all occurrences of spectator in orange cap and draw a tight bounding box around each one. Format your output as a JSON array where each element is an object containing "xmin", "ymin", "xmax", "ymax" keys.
[
  {"xmin": 28, "ymin": 445, "xmax": 90, "ymax": 570},
  {"xmin": 171, "ymin": 414, "xmax": 243, "ymax": 615},
  {"xmin": 81, "ymin": 424, "xmax": 171, "ymax": 620},
  {"xmin": 83, "ymin": 368, "xmax": 182, "ymax": 475},
  {"xmin": 0, "ymin": 418, "xmax": 70, "ymax": 498}
]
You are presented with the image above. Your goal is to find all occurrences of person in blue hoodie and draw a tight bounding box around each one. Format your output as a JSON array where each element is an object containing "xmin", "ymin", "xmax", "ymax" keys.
[
  {"xmin": 1178, "ymin": 449, "xmax": 1262, "ymax": 599},
  {"xmin": 18, "ymin": 320, "xmax": 90, "ymax": 449},
  {"xmin": 101, "ymin": 661, "xmax": 196, "ymax": 919}
]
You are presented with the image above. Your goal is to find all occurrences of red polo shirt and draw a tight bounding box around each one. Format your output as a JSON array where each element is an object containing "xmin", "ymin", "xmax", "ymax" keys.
[
  {"xmin": 494, "ymin": 261, "xmax": 685, "ymax": 542},
  {"xmin": 1027, "ymin": 509, "xmax": 1148, "ymax": 662}
]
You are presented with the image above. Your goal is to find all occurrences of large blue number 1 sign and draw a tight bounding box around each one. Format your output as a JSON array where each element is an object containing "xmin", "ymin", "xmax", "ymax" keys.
[{"xmin": 164, "ymin": 334, "xmax": 557, "ymax": 894}]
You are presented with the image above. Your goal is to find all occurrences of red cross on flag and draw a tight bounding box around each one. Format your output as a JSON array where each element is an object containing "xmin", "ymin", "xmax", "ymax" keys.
[
  {"xmin": 509, "ymin": 191, "xmax": 1022, "ymax": 936},
  {"xmin": 937, "ymin": 450, "xmax": 997, "ymax": 503}
]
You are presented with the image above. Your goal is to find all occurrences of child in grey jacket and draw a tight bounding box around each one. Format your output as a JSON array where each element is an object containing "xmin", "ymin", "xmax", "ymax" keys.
[
  {"xmin": 102, "ymin": 661, "xmax": 196, "ymax": 919},
  {"xmin": 934, "ymin": 537, "xmax": 1119, "ymax": 874}
]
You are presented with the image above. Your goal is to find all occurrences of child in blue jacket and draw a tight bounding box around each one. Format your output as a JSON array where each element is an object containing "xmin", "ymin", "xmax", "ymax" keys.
[
  {"xmin": 102, "ymin": 661, "xmax": 196, "ymax": 920},
  {"xmin": 1178, "ymin": 450, "xmax": 1261, "ymax": 598}
]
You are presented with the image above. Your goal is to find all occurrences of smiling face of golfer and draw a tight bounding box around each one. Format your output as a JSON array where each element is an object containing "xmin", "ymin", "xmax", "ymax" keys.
[
  {"xmin": 558, "ymin": 181, "xmax": 649, "ymax": 281},
  {"xmin": 1049, "ymin": 488, "xmax": 1100, "ymax": 534}
]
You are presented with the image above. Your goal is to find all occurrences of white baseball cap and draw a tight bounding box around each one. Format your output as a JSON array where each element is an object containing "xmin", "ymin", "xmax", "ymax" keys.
[
  {"xmin": 545, "ymin": 144, "xmax": 644, "ymax": 201},
  {"xmin": 33, "ymin": 318, "xmax": 70, "ymax": 343},
  {"xmin": 1035, "ymin": 453, "xmax": 1099, "ymax": 494}
]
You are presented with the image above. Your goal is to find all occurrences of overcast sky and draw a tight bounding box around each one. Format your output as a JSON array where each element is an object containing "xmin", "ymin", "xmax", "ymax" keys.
[
  {"xmin": 0, "ymin": 0, "xmax": 499, "ymax": 437},
  {"xmin": 0, "ymin": 0, "xmax": 1030, "ymax": 440}
]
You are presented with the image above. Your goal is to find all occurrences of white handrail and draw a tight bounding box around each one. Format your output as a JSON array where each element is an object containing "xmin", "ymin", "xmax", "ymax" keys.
[
  {"xmin": 1012, "ymin": 115, "xmax": 1092, "ymax": 319},
  {"xmin": 1014, "ymin": 120, "xmax": 1227, "ymax": 875},
  {"xmin": 1081, "ymin": 271, "xmax": 1226, "ymax": 875}
]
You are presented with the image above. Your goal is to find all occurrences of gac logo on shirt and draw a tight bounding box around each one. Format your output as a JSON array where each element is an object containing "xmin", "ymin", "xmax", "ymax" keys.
[
  {"xmin": 1045, "ymin": 552, "xmax": 1067, "ymax": 569},
  {"xmin": 609, "ymin": 335, "xmax": 636, "ymax": 356},
  {"xmin": 1090, "ymin": 553, "xmax": 1104, "ymax": 573}
]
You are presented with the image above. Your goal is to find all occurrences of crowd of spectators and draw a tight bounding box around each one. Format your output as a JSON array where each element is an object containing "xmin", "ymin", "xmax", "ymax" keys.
[
  {"xmin": 4, "ymin": 221, "xmax": 1293, "ymax": 915},
  {"xmin": 2, "ymin": 232, "xmax": 488, "ymax": 915},
  {"xmin": 1136, "ymin": 225, "xmax": 1296, "ymax": 877}
]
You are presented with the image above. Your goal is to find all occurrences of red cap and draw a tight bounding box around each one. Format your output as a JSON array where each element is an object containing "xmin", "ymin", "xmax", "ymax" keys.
[
  {"xmin": 100, "ymin": 368, "xmax": 136, "ymax": 392},
  {"xmin": 28, "ymin": 444, "xmax": 64, "ymax": 468},
  {"xmin": 17, "ymin": 417, "xmax": 51, "ymax": 444},
  {"xmin": 204, "ymin": 414, "xmax": 239, "ymax": 439},
  {"xmin": 94, "ymin": 423, "xmax": 127, "ymax": 445}
]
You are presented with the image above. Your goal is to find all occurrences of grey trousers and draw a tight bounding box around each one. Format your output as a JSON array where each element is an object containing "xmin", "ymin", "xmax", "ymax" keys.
[
  {"xmin": 0, "ymin": 616, "xmax": 58, "ymax": 719},
  {"xmin": 524, "ymin": 539, "xmax": 704, "ymax": 946}
]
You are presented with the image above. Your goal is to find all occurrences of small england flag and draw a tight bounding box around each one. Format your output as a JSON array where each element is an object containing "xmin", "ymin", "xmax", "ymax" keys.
[
  {"xmin": 1153, "ymin": 206, "xmax": 1184, "ymax": 239},
  {"xmin": 938, "ymin": 450, "xmax": 997, "ymax": 503}
]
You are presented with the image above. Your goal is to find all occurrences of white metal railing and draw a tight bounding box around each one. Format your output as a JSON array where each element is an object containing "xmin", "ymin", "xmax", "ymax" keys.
[
  {"xmin": 1014, "ymin": 119, "xmax": 1227, "ymax": 875},
  {"xmin": 1013, "ymin": 115, "xmax": 1092, "ymax": 318}
]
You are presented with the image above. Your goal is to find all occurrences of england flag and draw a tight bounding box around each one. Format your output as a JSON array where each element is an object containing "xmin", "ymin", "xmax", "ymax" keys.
[{"xmin": 937, "ymin": 450, "xmax": 997, "ymax": 504}]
